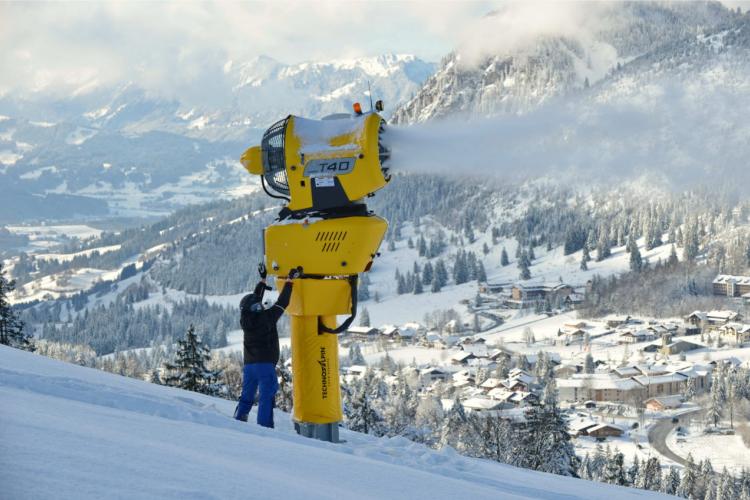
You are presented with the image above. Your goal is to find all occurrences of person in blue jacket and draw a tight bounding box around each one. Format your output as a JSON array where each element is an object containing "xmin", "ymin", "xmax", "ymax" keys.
[{"xmin": 234, "ymin": 264, "xmax": 299, "ymax": 427}]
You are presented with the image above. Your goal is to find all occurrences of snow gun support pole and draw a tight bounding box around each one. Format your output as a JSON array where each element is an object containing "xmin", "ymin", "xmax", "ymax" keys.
[{"xmin": 240, "ymin": 103, "xmax": 391, "ymax": 443}]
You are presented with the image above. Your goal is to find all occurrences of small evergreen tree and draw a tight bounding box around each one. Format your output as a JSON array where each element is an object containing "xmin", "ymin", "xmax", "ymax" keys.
[
  {"xmin": 501, "ymin": 247, "xmax": 509, "ymax": 266},
  {"xmin": 163, "ymin": 324, "xmax": 222, "ymax": 395},
  {"xmin": 0, "ymin": 263, "xmax": 34, "ymax": 351}
]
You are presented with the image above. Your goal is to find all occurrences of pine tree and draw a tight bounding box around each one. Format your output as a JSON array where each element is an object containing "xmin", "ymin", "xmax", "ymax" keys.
[
  {"xmin": 413, "ymin": 277, "xmax": 423, "ymax": 294},
  {"xmin": 422, "ymin": 261, "xmax": 434, "ymax": 285},
  {"xmin": 518, "ymin": 251, "xmax": 531, "ymax": 280},
  {"xmin": 435, "ymin": 259, "xmax": 448, "ymax": 287},
  {"xmin": 678, "ymin": 454, "xmax": 698, "ymax": 498},
  {"xmin": 482, "ymin": 242, "xmax": 490, "ymax": 256},
  {"xmin": 476, "ymin": 261, "xmax": 487, "ymax": 283},
  {"xmin": 629, "ymin": 244, "xmax": 643, "ymax": 272},
  {"xmin": 603, "ymin": 451, "xmax": 627, "ymax": 486},
  {"xmin": 596, "ymin": 227, "xmax": 612, "ymax": 262},
  {"xmin": 580, "ymin": 254, "xmax": 588, "ymax": 271},
  {"xmin": 668, "ymin": 244, "xmax": 679, "ymax": 266},
  {"xmin": 582, "ymin": 244, "xmax": 591, "ymax": 263},
  {"xmin": 453, "ymin": 252, "xmax": 469, "ymax": 285},
  {"xmin": 501, "ymin": 247, "xmax": 510, "ymax": 266},
  {"xmin": 628, "ymin": 455, "xmax": 640, "ymax": 486},
  {"xmin": 0, "ymin": 263, "xmax": 34, "ymax": 351},
  {"xmin": 359, "ymin": 307, "xmax": 371, "ymax": 327},
  {"xmin": 344, "ymin": 370, "xmax": 383, "ymax": 435},
  {"xmin": 430, "ymin": 273, "xmax": 441, "ymax": 293},
  {"xmin": 418, "ymin": 236, "xmax": 427, "ymax": 257},
  {"xmin": 163, "ymin": 324, "xmax": 222, "ymax": 395},
  {"xmin": 276, "ymin": 350, "xmax": 293, "ymax": 412},
  {"xmin": 348, "ymin": 343, "xmax": 366, "ymax": 365},
  {"xmin": 584, "ymin": 353, "xmax": 595, "ymax": 374},
  {"xmin": 518, "ymin": 379, "xmax": 578, "ymax": 476},
  {"xmin": 439, "ymin": 397, "xmax": 469, "ymax": 452},
  {"xmin": 663, "ymin": 467, "xmax": 680, "ymax": 495}
]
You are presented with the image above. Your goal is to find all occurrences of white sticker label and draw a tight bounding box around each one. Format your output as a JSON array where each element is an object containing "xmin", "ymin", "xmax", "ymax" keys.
[{"xmin": 314, "ymin": 177, "xmax": 335, "ymax": 188}]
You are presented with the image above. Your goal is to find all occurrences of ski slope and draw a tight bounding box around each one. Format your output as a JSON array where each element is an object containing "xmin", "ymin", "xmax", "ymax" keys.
[{"xmin": 0, "ymin": 346, "xmax": 669, "ymax": 499}]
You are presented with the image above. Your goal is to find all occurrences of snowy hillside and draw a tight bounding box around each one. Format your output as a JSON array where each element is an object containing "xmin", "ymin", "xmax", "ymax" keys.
[
  {"xmin": 392, "ymin": 1, "xmax": 737, "ymax": 124},
  {"xmin": 0, "ymin": 345, "xmax": 670, "ymax": 499}
]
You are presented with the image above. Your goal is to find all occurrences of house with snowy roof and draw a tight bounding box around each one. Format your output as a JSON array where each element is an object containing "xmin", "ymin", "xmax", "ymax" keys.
[
  {"xmin": 713, "ymin": 274, "xmax": 750, "ymax": 297},
  {"xmin": 719, "ymin": 322, "xmax": 750, "ymax": 344},
  {"xmin": 587, "ymin": 423, "xmax": 625, "ymax": 439}
]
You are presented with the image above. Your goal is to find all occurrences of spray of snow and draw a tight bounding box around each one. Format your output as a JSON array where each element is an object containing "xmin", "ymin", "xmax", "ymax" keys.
[{"xmin": 384, "ymin": 75, "xmax": 750, "ymax": 190}]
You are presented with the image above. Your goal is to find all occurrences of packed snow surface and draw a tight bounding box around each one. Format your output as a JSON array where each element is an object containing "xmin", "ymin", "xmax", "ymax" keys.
[{"xmin": 0, "ymin": 346, "xmax": 669, "ymax": 499}]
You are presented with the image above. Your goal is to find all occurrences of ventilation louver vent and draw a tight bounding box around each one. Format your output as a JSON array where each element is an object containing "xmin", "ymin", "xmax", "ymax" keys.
[{"xmin": 316, "ymin": 231, "xmax": 347, "ymax": 253}]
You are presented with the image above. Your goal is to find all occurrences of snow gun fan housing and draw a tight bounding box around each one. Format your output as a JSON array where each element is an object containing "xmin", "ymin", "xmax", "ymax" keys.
[
  {"xmin": 241, "ymin": 112, "xmax": 391, "ymax": 214},
  {"xmin": 240, "ymin": 111, "xmax": 390, "ymax": 278}
]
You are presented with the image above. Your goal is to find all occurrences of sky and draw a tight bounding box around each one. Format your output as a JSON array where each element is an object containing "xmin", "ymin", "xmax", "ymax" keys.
[
  {"xmin": 0, "ymin": 1, "xmax": 491, "ymax": 96},
  {"xmin": 1, "ymin": 0, "xmax": 749, "ymax": 98}
]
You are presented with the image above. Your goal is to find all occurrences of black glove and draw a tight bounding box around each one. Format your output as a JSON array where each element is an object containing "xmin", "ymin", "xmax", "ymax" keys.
[
  {"xmin": 288, "ymin": 267, "xmax": 301, "ymax": 280},
  {"xmin": 258, "ymin": 263, "xmax": 267, "ymax": 279}
]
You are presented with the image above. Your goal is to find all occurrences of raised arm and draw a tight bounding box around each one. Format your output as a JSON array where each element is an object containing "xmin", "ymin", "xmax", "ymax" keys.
[{"xmin": 266, "ymin": 268, "xmax": 300, "ymax": 323}]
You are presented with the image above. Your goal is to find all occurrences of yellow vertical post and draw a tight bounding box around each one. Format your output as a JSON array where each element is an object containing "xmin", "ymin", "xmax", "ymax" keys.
[{"xmin": 289, "ymin": 313, "xmax": 342, "ymax": 424}]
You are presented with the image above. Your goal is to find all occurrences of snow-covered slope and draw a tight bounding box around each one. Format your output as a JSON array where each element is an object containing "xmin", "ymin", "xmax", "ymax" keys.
[
  {"xmin": 0, "ymin": 345, "xmax": 669, "ymax": 499},
  {"xmin": 392, "ymin": 1, "xmax": 737, "ymax": 124}
]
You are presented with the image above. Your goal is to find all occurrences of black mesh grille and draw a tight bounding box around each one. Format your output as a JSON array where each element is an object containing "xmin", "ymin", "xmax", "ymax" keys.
[{"xmin": 261, "ymin": 117, "xmax": 290, "ymax": 195}]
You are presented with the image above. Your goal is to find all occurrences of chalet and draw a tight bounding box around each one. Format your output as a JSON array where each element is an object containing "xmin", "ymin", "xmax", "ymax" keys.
[
  {"xmin": 604, "ymin": 314, "xmax": 631, "ymax": 327},
  {"xmin": 712, "ymin": 274, "xmax": 750, "ymax": 297},
  {"xmin": 644, "ymin": 396, "xmax": 683, "ymax": 411},
  {"xmin": 488, "ymin": 348, "xmax": 513, "ymax": 362},
  {"xmin": 587, "ymin": 423, "xmax": 625, "ymax": 439},
  {"xmin": 633, "ymin": 373, "xmax": 689, "ymax": 398},
  {"xmin": 706, "ymin": 310, "xmax": 740, "ymax": 326},
  {"xmin": 618, "ymin": 330, "xmax": 652, "ymax": 344},
  {"xmin": 462, "ymin": 397, "xmax": 505, "ymax": 413},
  {"xmin": 506, "ymin": 281, "xmax": 573, "ymax": 309},
  {"xmin": 613, "ymin": 366, "xmax": 641, "ymax": 378},
  {"xmin": 419, "ymin": 367, "xmax": 449, "ymax": 385},
  {"xmin": 451, "ymin": 352, "xmax": 477, "ymax": 365},
  {"xmin": 346, "ymin": 326, "xmax": 379, "ymax": 339},
  {"xmin": 346, "ymin": 365, "xmax": 368, "ymax": 377},
  {"xmin": 660, "ymin": 339, "xmax": 703, "ymax": 356},
  {"xmin": 685, "ymin": 311, "xmax": 707, "ymax": 327},
  {"xmin": 487, "ymin": 387, "xmax": 514, "ymax": 402},
  {"xmin": 569, "ymin": 419, "xmax": 598, "ymax": 437},
  {"xmin": 554, "ymin": 363, "xmax": 580, "ymax": 378},
  {"xmin": 509, "ymin": 391, "xmax": 539, "ymax": 407},
  {"xmin": 557, "ymin": 374, "xmax": 642, "ymax": 403},
  {"xmin": 719, "ymin": 323, "xmax": 750, "ymax": 344},
  {"xmin": 380, "ymin": 325, "xmax": 400, "ymax": 339},
  {"xmin": 480, "ymin": 378, "xmax": 504, "ymax": 390}
]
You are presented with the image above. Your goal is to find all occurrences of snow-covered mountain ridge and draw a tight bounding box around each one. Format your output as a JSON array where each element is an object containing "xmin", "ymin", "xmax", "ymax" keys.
[
  {"xmin": 392, "ymin": 1, "xmax": 740, "ymax": 124},
  {"xmin": 0, "ymin": 53, "xmax": 435, "ymax": 143},
  {"xmin": 0, "ymin": 344, "xmax": 670, "ymax": 499}
]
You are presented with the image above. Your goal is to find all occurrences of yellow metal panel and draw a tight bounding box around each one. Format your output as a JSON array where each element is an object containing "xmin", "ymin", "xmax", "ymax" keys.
[
  {"xmin": 240, "ymin": 146, "xmax": 263, "ymax": 175},
  {"xmin": 265, "ymin": 215, "xmax": 387, "ymax": 276},
  {"xmin": 282, "ymin": 278, "xmax": 352, "ymax": 316},
  {"xmin": 284, "ymin": 114, "xmax": 387, "ymax": 212},
  {"xmin": 291, "ymin": 315, "xmax": 342, "ymax": 424}
]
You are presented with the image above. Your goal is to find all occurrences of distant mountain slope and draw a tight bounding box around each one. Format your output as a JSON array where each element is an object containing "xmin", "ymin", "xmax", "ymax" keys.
[
  {"xmin": 0, "ymin": 54, "xmax": 434, "ymax": 221},
  {"xmin": 0, "ymin": 53, "xmax": 435, "ymax": 142},
  {"xmin": 392, "ymin": 1, "xmax": 737, "ymax": 124},
  {"xmin": 0, "ymin": 345, "xmax": 670, "ymax": 499}
]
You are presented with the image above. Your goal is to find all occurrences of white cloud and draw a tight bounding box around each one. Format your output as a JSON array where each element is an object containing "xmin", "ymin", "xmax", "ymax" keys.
[{"xmin": 0, "ymin": 1, "xmax": 491, "ymax": 98}]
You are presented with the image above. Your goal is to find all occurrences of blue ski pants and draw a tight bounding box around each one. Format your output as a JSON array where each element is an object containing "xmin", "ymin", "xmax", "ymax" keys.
[{"xmin": 234, "ymin": 362, "xmax": 278, "ymax": 428}]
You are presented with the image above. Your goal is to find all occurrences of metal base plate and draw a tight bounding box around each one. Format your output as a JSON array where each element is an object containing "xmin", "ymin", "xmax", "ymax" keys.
[{"xmin": 294, "ymin": 421, "xmax": 340, "ymax": 443}]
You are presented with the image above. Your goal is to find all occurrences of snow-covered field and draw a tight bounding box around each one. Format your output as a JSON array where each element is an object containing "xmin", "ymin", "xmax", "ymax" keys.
[
  {"xmin": 0, "ymin": 345, "xmax": 670, "ymax": 499},
  {"xmin": 667, "ymin": 424, "xmax": 750, "ymax": 475}
]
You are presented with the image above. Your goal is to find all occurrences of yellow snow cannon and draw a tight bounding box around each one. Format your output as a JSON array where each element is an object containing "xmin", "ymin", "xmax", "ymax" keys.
[{"xmin": 240, "ymin": 103, "xmax": 390, "ymax": 442}]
